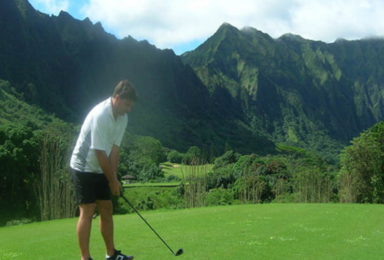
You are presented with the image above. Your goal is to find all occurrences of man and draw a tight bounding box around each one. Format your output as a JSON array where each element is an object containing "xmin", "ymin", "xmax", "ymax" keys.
[{"xmin": 70, "ymin": 80, "xmax": 138, "ymax": 260}]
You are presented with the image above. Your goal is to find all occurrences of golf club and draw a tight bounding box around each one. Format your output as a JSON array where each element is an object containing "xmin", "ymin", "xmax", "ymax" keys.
[{"xmin": 120, "ymin": 194, "xmax": 184, "ymax": 257}]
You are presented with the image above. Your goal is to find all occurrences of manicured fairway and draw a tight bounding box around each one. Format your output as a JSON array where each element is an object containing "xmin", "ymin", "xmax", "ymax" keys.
[
  {"xmin": 1, "ymin": 204, "xmax": 384, "ymax": 260},
  {"xmin": 160, "ymin": 162, "xmax": 213, "ymax": 178}
]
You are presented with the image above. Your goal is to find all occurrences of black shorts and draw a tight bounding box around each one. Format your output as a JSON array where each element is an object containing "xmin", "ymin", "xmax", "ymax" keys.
[{"xmin": 71, "ymin": 168, "xmax": 111, "ymax": 204}]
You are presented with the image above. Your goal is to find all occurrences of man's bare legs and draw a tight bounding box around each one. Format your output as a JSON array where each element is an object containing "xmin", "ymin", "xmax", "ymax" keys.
[
  {"xmin": 97, "ymin": 200, "xmax": 115, "ymax": 257},
  {"xmin": 77, "ymin": 203, "xmax": 96, "ymax": 260}
]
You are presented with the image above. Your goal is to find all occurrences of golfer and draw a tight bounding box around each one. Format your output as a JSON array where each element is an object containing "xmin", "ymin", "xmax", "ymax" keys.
[{"xmin": 70, "ymin": 80, "xmax": 137, "ymax": 260}]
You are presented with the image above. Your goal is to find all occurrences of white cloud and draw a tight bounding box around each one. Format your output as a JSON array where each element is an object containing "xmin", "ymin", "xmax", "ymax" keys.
[
  {"xmin": 80, "ymin": 0, "xmax": 384, "ymax": 52},
  {"xmin": 82, "ymin": 0, "xmax": 295, "ymax": 47},
  {"xmin": 290, "ymin": 0, "xmax": 384, "ymax": 42},
  {"xmin": 30, "ymin": 0, "xmax": 69, "ymax": 14}
]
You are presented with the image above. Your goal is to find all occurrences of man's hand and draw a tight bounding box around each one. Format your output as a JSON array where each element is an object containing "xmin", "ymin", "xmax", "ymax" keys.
[
  {"xmin": 109, "ymin": 178, "xmax": 122, "ymax": 197},
  {"xmin": 94, "ymin": 149, "xmax": 122, "ymax": 197}
]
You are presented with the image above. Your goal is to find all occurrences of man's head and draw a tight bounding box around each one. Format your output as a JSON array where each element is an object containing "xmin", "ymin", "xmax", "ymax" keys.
[{"xmin": 112, "ymin": 80, "xmax": 138, "ymax": 116}]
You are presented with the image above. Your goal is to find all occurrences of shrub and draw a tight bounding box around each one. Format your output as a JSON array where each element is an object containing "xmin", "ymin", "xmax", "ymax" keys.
[
  {"xmin": 205, "ymin": 188, "xmax": 234, "ymax": 206},
  {"xmin": 167, "ymin": 150, "xmax": 184, "ymax": 164},
  {"xmin": 214, "ymin": 150, "xmax": 241, "ymax": 169},
  {"xmin": 165, "ymin": 174, "xmax": 181, "ymax": 182},
  {"xmin": 207, "ymin": 168, "xmax": 236, "ymax": 189},
  {"xmin": 6, "ymin": 218, "xmax": 33, "ymax": 227},
  {"xmin": 183, "ymin": 146, "xmax": 204, "ymax": 165}
]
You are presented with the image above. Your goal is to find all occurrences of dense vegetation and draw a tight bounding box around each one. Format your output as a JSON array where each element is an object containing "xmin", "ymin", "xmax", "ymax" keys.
[
  {"xmin": 339, "ymin": 122, "xmax": 384, "ymax": 203},
  {"xmin": 0, "ymin": 80, "xmax": 76, "ymax": 224}
]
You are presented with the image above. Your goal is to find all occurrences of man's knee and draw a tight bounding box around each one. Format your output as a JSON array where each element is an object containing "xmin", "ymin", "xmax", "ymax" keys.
[
  {"xmin": 79, "ymin": 203, "xmax": 96, "ymax": 219},
  {"xmin": 97, "ymin": 200, "xmax": 113, "ymax": 217}
]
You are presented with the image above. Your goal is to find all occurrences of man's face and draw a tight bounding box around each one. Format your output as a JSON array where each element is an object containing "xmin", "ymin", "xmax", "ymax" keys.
[{"xmin": 116, "ymin": 96, "xmax": 134, "ymax": 115}]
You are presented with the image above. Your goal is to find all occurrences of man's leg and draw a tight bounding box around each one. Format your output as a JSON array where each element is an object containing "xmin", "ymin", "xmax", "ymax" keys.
[
  {"xmin": 77, "ymin": 203, "xmax": 96, "ymax": 260},
  {"xmin": 97, "ymin": 200, "xmax": 115, "ymax": 257}
]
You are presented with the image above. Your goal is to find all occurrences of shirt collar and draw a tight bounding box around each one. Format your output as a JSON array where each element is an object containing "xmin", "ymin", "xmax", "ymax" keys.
[{"xmin": 107, "ymin": 97, "xmax": 115, "ymax": 120}]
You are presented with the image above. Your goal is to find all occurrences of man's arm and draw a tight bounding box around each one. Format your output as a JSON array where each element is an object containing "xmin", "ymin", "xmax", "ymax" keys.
[
  {"xmin": 94, "ymin": 149, "xmax": 121, "ymax": 196},
  {"xmin": 109, "ymin": 144, "xmax": 120, "ymax": 177}
]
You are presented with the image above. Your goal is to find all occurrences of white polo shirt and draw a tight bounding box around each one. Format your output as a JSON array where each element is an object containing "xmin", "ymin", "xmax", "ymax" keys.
[{"xmin": 70, "ymin": 98, "xmax": 128, "ymax": 173}]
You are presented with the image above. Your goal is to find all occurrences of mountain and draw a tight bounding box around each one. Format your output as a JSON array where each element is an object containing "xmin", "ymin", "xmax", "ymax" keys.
[
  {"xmin": 3, "ymin": 0, "xmax": 384, "ymax": 160},
  {"xmin": 0, "ymin": 0, "xmax": 274, "ymax": 155},
  {"xmin": 181, "ymin": 23, "xmax": 384, "ymax": 161}
]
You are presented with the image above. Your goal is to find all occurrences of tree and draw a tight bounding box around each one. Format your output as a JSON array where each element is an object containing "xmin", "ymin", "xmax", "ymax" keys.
[
  {"xmin": 183, "ymin": 146, "xmax": 202, "ymax": 165},
  {"xmin": 119, "ymin": 135, "xmax": 165, "ymax": 182},
  {"xmin": 0, "ymin": 123, "xmax": 39, "ymax": 223},
  {"xmin": 167, "ymin": 150, "xmax": 183, "ymax": 163},
  {"xmin": 213, "ymin": 150, "xmax": 241, "ymax": 170},
  {"xmin": 338, "ymin": 122, "xmax": 384, "ymax": 203},
  {"xmin": 131, "ymin": 136, "xmax": 165, "ymax": 165}
]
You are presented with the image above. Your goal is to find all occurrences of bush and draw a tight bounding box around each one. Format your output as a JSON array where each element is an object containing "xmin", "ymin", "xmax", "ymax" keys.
[
  {"xmin": 139, "ymin": 162, "xmax": 164, "ymax": 182},
  {"xmin": 183, "ymin": 146, "xmax": 204, "ymax": 165},
  {"xmin": 205, "ymin": 188, "xmax": 234, "ymax": 206},
  {"xmin": 214, "ymin": 150, "xmax": 241, "ymax": 169},
  {"xmin": 114, "ymin": 198, "xmax": 131, "ymax": 215},
  {"xmin": 167, "ymin": 150, "xmax": 184, "ymax": 164},
  {"xmin": 118, "ymin": 187, "xmax": 184, "ymax": 214},
  {"xmin": 6, "ymin": 218, "xmax": 33, "ymax": 227},
  {"xmin": 207, "ymin": 168, "xmax": 237, "ymax": 189},
  {"xmin": 166, "ymin": 174, "xmax": 181, "ymax": 182},
  {"xmin": 152, "ymin": 190, "xmax": 184, "ymax": 209}
]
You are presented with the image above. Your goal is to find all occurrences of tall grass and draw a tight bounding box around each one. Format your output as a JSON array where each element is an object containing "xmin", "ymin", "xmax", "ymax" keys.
[
  {"xmin": 181, "ymin": 157, "xmax": 209, "ymax": 208},
  {"xmin": 34, "ymin": 131, "xmax": 76, "ymax": 221}
]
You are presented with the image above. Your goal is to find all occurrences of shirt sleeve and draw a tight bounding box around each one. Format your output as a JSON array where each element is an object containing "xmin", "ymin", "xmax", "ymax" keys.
[
  {"xmin": 90, "ymin": 114, "xmax": 109, "ymax": 151},
  {"xmin": 114, "ymin": 115, "xmax": 128, "ymax": 147}
]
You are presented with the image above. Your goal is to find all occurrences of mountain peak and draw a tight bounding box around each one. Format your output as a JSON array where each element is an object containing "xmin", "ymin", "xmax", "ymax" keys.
[
  {"xmin": 217, "ymin": 22, "xmax": 240, "ymax": 34},
  {"xmin": 219, "ymin": 22, "xmax": 237, "ymax": 29},
  {"xmin": 335, "ymin": 37, "xmax": 347, "ymax": 43},
  {"xmin": 82, "ymin": 17, "xmax": 93, "ymax": 25},
  {"xmin": 278, "ymin": 33, "xmax": 305, "ymax": 42},
  {"xmin": 58, "ymin": 10, "xmax": 74, "ymax": 20}
]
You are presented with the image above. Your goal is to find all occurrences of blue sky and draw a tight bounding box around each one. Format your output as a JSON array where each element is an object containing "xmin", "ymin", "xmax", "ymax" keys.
[
  {"xmin": 29, "ymin": 0, "xmax": 384, "ymax": 55},
  {"xmin": 29, "ymin": 0, "xmax": 86, "ymax": 20}
]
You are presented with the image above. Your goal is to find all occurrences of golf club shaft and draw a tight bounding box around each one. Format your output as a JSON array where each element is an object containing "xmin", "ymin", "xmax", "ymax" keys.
[{"xmin": 120, "ymin": 194, "xmax": 176, "ymax": 255}]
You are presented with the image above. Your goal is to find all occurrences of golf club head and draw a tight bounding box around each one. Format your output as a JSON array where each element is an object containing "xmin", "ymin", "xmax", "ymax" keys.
[{"xmin": 175, "ymin": 248, "xmax": 183, "ymax": 256}]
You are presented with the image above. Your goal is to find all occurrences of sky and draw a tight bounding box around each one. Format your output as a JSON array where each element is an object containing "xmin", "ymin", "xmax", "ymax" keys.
[{"xmin": 28, "ymin": 0, "xmax": 384, "ymax": 55}]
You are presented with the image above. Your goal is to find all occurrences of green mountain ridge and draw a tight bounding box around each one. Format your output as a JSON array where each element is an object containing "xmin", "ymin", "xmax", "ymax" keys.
[
  {"xmin": 0, "ymin": 0, "xmax": 274, "ymax": 155},
  {"xmin": 2, "ymin": 0, "xmax": 384, "ymax": 160},
  {"xmin": 181, "ymin": 23, "xmax": 384, "ymax": 161}
]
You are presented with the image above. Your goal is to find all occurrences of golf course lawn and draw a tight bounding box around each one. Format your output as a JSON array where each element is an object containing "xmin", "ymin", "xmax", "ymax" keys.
[
  {"xmin": 1, "ymin": 203, "xmax": 384, "ymax": 259},
  {"xmin": 160, "ymin": 162, "xmax": 214, "ymax": 178}
]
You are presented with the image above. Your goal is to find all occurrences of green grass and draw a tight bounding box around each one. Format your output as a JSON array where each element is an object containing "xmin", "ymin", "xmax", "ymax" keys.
[
  {"xmin": 1, "ymin": 204, "xmax": 384, "ymax": 259},
  {"xmin": 160, "ymin": 162, "xmax": 214, "ymax": 178}
]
